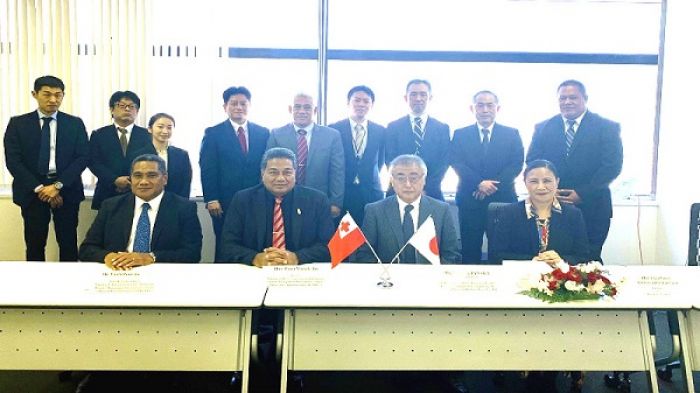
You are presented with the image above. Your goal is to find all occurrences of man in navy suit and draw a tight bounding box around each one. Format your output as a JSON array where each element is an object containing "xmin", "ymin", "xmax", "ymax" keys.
[
  {"xmin": 218, "ymin": 147, "xmax": 333, "ymax": 265},
  {"xmin": 267, "ymin": 92, "xmax": 344, "ymax": 218},
  {"xmin": 449, "ymin": 90, "xmax": 524, "ymax": 263},
  {"xmin": 200, "ymin": 86, "xmax": 270, "ymax": 261},
  {"xmin": 88, "ymin": 90, "xmax": 151, "ymax": 210},
  {"xmin": 355, "ymin": 154, "xmax": 460, "ymax": 264},
  {"xmin": 79, "ymin": 154, "xmax": 202, "ymax": 267},
  {"xmin": 328, "ymin": 85, "xmax": 385, "ymax": 226},
  {"xmin": 385, "ymin": 79, "xmax": 450, "ymax": 201},
  {"xmin": 527, "ymin": 80, "xmax": 623, "ymax": 261},
  {"xmin": 4, "ymin": 75, "xmax": 89, "ymax": 261}
]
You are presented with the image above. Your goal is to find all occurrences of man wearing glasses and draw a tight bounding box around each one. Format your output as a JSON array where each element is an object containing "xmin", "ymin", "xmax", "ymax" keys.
[
  {"xmin": 88, "ymin": 90, "xmax": 151, "ymax": 209},
  {"xmin": 355, "ymin": 154, "xmax": 460, "ymax": 264}
]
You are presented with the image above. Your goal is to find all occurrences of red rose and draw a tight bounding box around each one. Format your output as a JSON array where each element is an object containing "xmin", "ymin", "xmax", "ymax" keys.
[
  {"xmin": 548, "ymin": 280, "xmax": 558, "ymax": 290},
  {"xmin": 551, "ymin": 269, "xmax": 566, "ymax": 280}
]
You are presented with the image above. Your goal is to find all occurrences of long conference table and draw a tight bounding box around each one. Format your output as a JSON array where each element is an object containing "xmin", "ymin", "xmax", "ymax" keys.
[{"xmin": 0, "ymin": 261, "xmax": 698, "ymax": 393}]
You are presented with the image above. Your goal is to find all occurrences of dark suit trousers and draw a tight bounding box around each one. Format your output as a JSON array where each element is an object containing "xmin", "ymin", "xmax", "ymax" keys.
[
  {"xmin": 21, "ymin": 197, "xmax": 80, "ymax": 261},
  {"xmin": 580, "ymin": 208, "xmax": 610, "ymax": 263},
  {"xmin": 459, "ymin": 204, "xmax": 488, "ymax": 263}
]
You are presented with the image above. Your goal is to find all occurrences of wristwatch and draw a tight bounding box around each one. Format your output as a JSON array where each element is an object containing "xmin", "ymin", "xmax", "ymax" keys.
[
  {"xmin": 149, "ymin": 252, "xmax": 157, "ymax": 263},
  {"xmin": 53, "ymin": 181, "xmax": 63, "ymax": 190}
]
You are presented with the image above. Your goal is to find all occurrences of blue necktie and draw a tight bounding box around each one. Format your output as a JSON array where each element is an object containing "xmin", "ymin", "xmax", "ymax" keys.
[
  {"xmin": 37, "ymin": 117, "xmax": 51, "ymax": 174},
  {"xmin": 133, "ymin": 203, "xmax": 151, "ymax": 252}
]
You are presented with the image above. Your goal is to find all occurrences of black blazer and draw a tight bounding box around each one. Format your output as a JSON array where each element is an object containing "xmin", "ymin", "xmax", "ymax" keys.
[
  {"xmin": 449, "ymin": 123, "xmax": 523, "ymax": 209},
  {"xmin": 385, "ymin": 115, "xmax": 450, "ymax": 200},
  {"xmin": 490, "ymin": 200, "xmax": 590, "ymax": 264},
  {"xmin": 79, "ymin": 192, "xmax": 202, "ymax": 263},
  {"xmin": 4, "ymin": 111, "xmax": 89, "ymax": 207},
  {"xmin": 218, "ymin": 184, "xmax": 334, "ymax": 264},
  {"xmin": 199, "ymin": 120, "xmax": 269, "ymax": 208},
  {"xmin": 88, "ymin": 124, "xmax": 151, "ymax": 209},
  {"xmin": 128, "ymin": 144, "xmax": 192, "ymax": 199},
  {"xmin": 328, "ymin": 118, "xmax": 385, "ymax": 203},
  {"xmin": 526, "ymin": 112, "xmax": 623, "ymax": 220}
]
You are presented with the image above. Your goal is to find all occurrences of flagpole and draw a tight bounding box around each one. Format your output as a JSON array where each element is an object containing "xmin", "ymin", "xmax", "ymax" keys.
[
  {"xmin": 363, "ymin": 239, "xmax": 383, "ymax": 264},
  {"xmin": 388, "ymin": 214, "xmax": 433, "ymax": 264}
]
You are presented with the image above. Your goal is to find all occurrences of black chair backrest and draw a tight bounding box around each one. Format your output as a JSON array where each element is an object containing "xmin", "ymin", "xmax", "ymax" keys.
[
  {"xmin": 486, "ymin": 202, "xmax": 512, "ymax": 264},
  {"xmin": 688, "ymin": 203, "xmax": 700, "ymax": 266}
]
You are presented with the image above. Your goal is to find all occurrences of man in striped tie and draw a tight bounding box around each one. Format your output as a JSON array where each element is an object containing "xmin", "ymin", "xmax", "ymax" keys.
[{"xmin": 218, "ymin": 147, "xmax": 334, "ymax": 266}]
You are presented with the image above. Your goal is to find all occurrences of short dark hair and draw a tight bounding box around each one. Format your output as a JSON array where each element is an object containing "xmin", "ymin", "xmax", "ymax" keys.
[
  {"xmin": 131, "ymin": 154, "xmax": 167, "ymax": 175},
  {"xmin": 524, "ymin": 159, "xmax": 559, "ymax": 179},
  {"xmin": 109, "ymin": 91, "xmax": 141, "ymax": 109},
  {"xmin": 406, "ymin": 79, "xmax": 432, "ymax": 94},
  {"xmin": 558, "ymin": 79, "xmax": 587, "ymax": 98},
  {"xmin": 148, "ymin": 113, "xmax": 175, "ymax": 128},
  {"xmin": 347, "ymin": 85, "xmax": 375, "ymax": 103},
  {"xmin": 261, "ymin": 147, "xmax": 297, "ymax": 171},
  {"xmin": 223, "ymin": 86, "xmax": 252, "ymax": 103},
  {"xmin": 34, "ymin": 75, "xmax": 65, "ymax": 92},
  {"xmin": 472, "ymin": 90, "xmax": 499, "ymax": 104}
]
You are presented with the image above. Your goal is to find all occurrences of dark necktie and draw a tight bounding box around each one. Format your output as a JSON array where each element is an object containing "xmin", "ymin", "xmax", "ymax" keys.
[
  {"xmin": 296, "ymin": 129, "xmax": 308, "ymax": 184},
  {"xmin": 272, "ymin": 196, "xmax": 286, "ymax": 250},
  {"xmin": 401, "ymin": 204, "xmax": 416, "ymax": 263},
  {"xmin": 412, "ymin": 117, "xmax": 423, "ymax": 154},
  {"xmin": 133, "ymin": 203, "xmax": 151, "ymax": 252},
  {"xmin": 237, "ymin": 126, "xmax": 248, "ymax": 155},
  {"xmin": 565, "ymin": 119, "xmax": 576, "ymax": 153},
  {"xmin": 118, "ymin": 127, "xmax": 128, "ymax": 156},
  {"xmin": 481, "ymin": 128, "xmax": 490, "ymax": 154},
  {"xmin": 37, "ymin": 117, "xmax": 52, "ymax": 175}
]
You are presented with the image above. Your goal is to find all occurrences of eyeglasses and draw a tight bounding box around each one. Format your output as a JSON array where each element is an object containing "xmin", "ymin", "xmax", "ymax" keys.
[
  {"xmin": 292, "ymin": 104, "xmax": 313, "ymax": 111},
  {"xmin": 116, "ymin": 103, "xmax": 137, "ymax": 111},
  {"xmin": 392, "ymin": 174, "xmax": 424, "ymax": 184}
]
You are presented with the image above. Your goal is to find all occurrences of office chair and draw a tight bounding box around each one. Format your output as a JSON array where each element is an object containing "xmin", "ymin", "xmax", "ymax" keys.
[{"xmin": 485, "ymin": 202, "xmax": 511, "ymax": 264}]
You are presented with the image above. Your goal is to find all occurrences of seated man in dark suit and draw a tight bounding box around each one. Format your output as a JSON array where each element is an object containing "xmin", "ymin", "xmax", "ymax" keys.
[
  {"xmin": 218, "ymin": 147, "xmax": 334, "ymax": 265},
  {"xmin": 355, "ymin": 154, "xmax": 460, "ymax": 264},
  {"xmin": 79, "ymin": 154, "xmax": 202, "ymax": 267}
]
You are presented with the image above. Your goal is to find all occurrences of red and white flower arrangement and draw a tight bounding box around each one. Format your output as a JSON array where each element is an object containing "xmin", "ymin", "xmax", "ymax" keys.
[{"xmin": 521, "ymin": 261, "xmax": 619, "ymax": 303}]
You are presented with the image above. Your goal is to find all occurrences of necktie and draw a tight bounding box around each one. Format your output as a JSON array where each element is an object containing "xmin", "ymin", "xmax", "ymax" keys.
[
  {"xmin": 565, "ymin": 119, "xmax": 576, "ymax": 152},
  {"xmin": 412, "ymin": 117, "xmax": 423, "ymax": 154},
  {"xmin": 37, "ymin": 117, "xmax": 52, "ymax": 175},
  {"xmin": 133, "ymin": 203, "xmax": 151, "ymax": 252},
  {"xmin": 118, "ymin": 127, "xmax": 128, "ymax": 156},
  {"xmin": 272, "ymin": 196, "xmax": 286, "ymax": 250},
  {"xmin": 296, "ymin": 129, "xmax": 308, "ymax": 184},
  {"xmin": 353, "ymin": 124, "xmax": 365, "ymax": 158},
  {"xmin": 237, "ymin": 126, "xmax": 248, "ymax": 155},
  {"xmin": 481, "ymin": 128, "xmax": 491, "ymax": 153},
  {"xmin": 401, "ymin": 204, "xmax": 416, "ymax": 263}
]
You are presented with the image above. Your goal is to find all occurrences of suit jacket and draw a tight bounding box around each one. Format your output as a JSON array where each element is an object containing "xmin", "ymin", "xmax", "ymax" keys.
[
  {"xmin": 88, "ymin": 124, "xmax": 151, "ymax": 209},
  {"xmin": 354, "ymin": 195, "xmax": 461, "ymax": 264},
  {"xmin": 78, "ymin": 191, "xmax": 202, "ymax": 263},
  {"xmin": 218, "ymin": 184, "xmax": 334, "ymax": 264},
  {"xmin": 449, "ymin": 123, "xmax": 523, "ymax": 209},
  {"xmin": 526, "ymin": 111, "xmax": 623, "ymax": 219},
  {"xmin": 200, "ymin": 120, "xmax": 270, "ymax": 209},
  {"xmin": 4, "ymin": 111, "xmax": 89, "ymax": 207},
  {"xmin": 128, "ymin": 144, "xmax": 192, "ymax": 199},
  {"xmin": 266, "ymin": 123, "xmax": 345, "ymax": 208},
  {"xmin": 490, "ymin": 200, "xmax": 590, "ymax": 264},
  {"xmin": 327, "ymin": 118, "xmax": 385, "ymax": 205}
]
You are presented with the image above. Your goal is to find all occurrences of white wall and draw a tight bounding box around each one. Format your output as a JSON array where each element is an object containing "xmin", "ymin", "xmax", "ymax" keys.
[{"xmin": 654, "ymin": 1, "xmax": 700, "ymax": 267}]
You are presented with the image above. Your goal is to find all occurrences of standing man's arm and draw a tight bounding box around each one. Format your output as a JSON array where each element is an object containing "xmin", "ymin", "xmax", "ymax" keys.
[
  {"xmin": 199, "ymin": 129, "xmax": 223, "ymax": 216},
  {"xmin": 424, "ymin": 124, "xmax": 450, "ymax": 196},
  {"xmin": 88, "ymin": 131, "xmax": 119, "ymax": 188},
  {"xmin": 574, "ymin": 122, "xmax": 623, "ymax": 202},
  {"xmin": 525, "ymin": 124, "xmax": 547, "ymax": 164},
  {"xmin": 328, "ymin": 131, "xmax": 345, "ymax": 216},
  {"xmin": 448, "ymin": 129, "xmax": 481, "ymax": 194},
  {"xmin": 56, "ymin": 118, "xmax": 89, "ymax": 191},
  {"xmin": 4, "ymin": 117, "xmax": 43, "ymax": 194},
  {"xmin": 494, "ymin": 129, "xmax": 525, "ymax": 185}
]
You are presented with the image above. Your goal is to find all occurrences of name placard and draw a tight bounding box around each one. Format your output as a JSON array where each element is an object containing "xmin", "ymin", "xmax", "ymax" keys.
[
  {"xmin": 265, "ymin": 265, "xmax": 326, "ymax": 287},
  {"xmin": 439, "ymin": 268, "xmax": 499, "ymax": 292},
  {"xmin": 89, "ymin": 270, "xmax": 155, "ymax": 293}
]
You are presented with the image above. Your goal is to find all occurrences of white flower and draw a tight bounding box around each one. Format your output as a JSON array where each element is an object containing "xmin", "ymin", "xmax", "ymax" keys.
[
  {"xmin": 587, "ymin": 279, "xmax": 606, "ymax": 294},
  {"xmin": 578, "ymin": 261, "xmax": 603, "ymax": 273},
  {"xmin": 554, "ymin": 261, "xmax": 570, "ymax": 273},
  {"xmin": 564, "ymin": 280, "xmax": 584, "ymax": 292}
]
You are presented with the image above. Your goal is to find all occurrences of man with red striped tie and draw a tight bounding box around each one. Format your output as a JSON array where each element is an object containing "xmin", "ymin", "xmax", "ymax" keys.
[{"xmin": 218, "ymin": 147, "xmax": 334, "ymax": 266}]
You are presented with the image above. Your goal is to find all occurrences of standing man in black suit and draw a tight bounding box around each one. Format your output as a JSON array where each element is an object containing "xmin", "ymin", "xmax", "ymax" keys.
[
  {"xmin": 200, "ymin": 86, "xmax": 270, "ymax": 261},
  {"xmin": 4, "ymin": 75, "xmax": 89, "ymax": 261},
  {"xmin": 88, "ymin": 90, "xmax": 151, "ymax": 210},
  {"xmin": 527, "ymin": 80, "xmax": 623, "ymax": 261},
  {"xmin": 385, "ymin": 79, "xmax": 450, "ymax": 201},
  {"xmin": 328, "ymin": 85, "xmax": 385, "ymax": 226},
  {"xmin": 79, "ymin": 154, "xmax": 202, "ymax": 267},
  {"xmin": 218, "ymin": 147, "xmax": 334, "ymax": 265},
  {"xmin": 450, "ymin": 90, "xmax": 524, "ymax": 263}
]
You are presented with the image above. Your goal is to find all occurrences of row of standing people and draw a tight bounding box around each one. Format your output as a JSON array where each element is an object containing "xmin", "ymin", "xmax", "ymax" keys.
[{"xmin": 3, "ymin": 75, "xmax": 622, "ymax": 264}]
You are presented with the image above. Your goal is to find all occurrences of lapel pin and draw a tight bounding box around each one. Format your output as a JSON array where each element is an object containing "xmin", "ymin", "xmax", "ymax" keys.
[{"xmin": 297, "ymin": 208, "xmax": 302, "ymax": 215}]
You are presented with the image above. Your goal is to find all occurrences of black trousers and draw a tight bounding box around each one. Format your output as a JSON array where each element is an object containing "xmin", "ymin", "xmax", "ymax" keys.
[
  {"xmin": 21, "ymin": 197, "xmax": 79, "ymax": 261},
  {"xmin": 580, "ymin": 209, "xmax": 611, "ymax": 263},
  {"xmin": 458, "ymin": 205, "xmax": 488, "ymax": 263}
]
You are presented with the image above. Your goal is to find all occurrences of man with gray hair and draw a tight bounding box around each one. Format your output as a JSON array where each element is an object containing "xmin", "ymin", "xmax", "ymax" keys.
[
  {"xmin": 355, "ymin": 154, "xmax": 460, "ymax": 264},
  {"xmin": 266, "ymin": 92, "xmax": 345, "ymax": 218}
]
